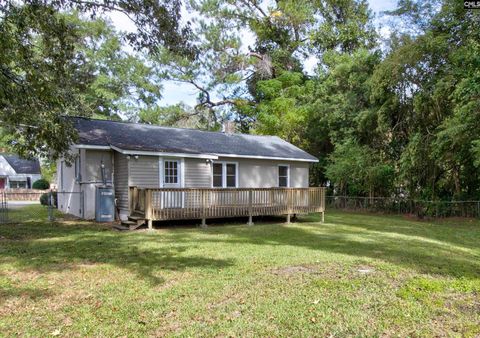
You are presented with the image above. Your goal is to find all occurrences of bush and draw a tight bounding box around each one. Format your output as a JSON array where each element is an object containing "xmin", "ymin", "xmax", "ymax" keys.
[
  {"xmin": 32, "ymin": 178, "xmax": 50, "ymax": 190},
  {"xmin": 40, "ymin": 192, "xmax": 57, "ymax": 207}
]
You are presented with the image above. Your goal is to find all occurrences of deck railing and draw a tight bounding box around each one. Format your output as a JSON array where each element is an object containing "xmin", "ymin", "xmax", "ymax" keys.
[{"xmin": 129, "ymin": 187, "xmax": 325, "ymax": 227}]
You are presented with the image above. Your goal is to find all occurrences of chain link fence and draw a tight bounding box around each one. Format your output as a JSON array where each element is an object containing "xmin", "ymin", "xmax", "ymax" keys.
[
  {"xmin": 327, "ymin": 196, "xmax": 480, "ymax": 218},
  {"xmin": 0, "ymin": 190, "xmax": 83, "ymax": 224}
]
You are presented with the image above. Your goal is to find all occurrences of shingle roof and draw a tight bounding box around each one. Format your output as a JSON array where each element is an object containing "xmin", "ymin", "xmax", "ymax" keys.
[
  {"xmin": 71, "ymin": 117, "xmax": 318, "ymax": 162},
  {"xmin": 1, "ymin": 154, "xmax": 41, "ymax": 174}
]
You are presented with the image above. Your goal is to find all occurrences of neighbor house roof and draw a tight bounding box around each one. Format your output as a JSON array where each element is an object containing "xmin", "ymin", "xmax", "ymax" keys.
[
  {"xmin": 1, "ymin": 154, "xmax": 41, "ymax": 174},
  {"xmin": 71, "ymin": 117, "xmax": 318, "ymax": 162}
]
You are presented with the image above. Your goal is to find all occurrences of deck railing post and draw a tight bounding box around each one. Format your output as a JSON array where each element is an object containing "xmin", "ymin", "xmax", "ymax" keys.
[
  {"xmin": 145, "ymin": 189, "xmax": 153, "ymax": 230},
  {"xmin": 201, "ymin": 189, "xmax": 207, "ymax": 228},
  {"xmin": 247, "ymin": 189, "xmax": 254, "ymax": 226},
  {"xmin": 286, "ymin": 189, "xmax": 292, "ymax": 223}
]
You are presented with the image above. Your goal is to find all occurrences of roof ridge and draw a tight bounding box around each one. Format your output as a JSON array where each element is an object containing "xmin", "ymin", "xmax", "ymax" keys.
[{"xmin": 70, "ymin": 116, "xmax": 279, "ymax": 139}]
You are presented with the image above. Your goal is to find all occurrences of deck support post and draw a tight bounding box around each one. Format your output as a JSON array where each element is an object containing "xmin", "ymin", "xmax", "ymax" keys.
[
  {"xmin": 247, "ymin": 190, "xmax": 254, "ymax": 226},
  {"xmin": 286, "ymin": 213, "xmax": 291, "ymax": 224},
  {"xmin": 321, "ymin": 211, "xmax": 325, "ymax": 223},
  {"xmin": 201, "ymin": 218, "xmax": 207, "ymax": 228},
  {"xmin": 147, "ymin": 219, "xmax": 153, "ymax": 230}
]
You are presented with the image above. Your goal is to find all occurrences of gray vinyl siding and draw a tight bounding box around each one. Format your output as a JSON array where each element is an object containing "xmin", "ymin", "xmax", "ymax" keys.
[
  {"xmin": 114, "ymin": 151, "xmax": 129, "ymax": 211},
  {"xmin": 217, "ymin": 157, "xmax": 309, "ymax": 188},
  {"xmin": 290, "ymin": 163, "xmax": 309, "ymax": 187},
  {"xmin": 129, "ymin": 155, "xmax": 159, "ymax": 187},
  {"xmin": 184, "ymin": 158, "xmax": 212, "ymax": 187},
  {"xmin": 84, "ymin": 150, "xmax": 113, "ymax": 183}
]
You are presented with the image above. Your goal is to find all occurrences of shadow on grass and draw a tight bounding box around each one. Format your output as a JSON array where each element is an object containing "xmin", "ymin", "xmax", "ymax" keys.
[
  {"xmin": 196, "ymin": 212, "xmax": 480, "ymax": 279},
  {"xmin": 1, "ymin": 208, "xmax": 479, "ymax": 288},
  {"xmin": 0, "ymin": 222, "xmax": 234, "ymax": 287},
  {"xmin": 0, "ymin": 284, "xmax": 52, "ymax": 304}
]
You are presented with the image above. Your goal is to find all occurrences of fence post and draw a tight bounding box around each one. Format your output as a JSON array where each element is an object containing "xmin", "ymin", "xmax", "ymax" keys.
[
  {"xmin": 48, "ymin": 190, "xmax": 54, "ymax": 221},
  {"xmin": 80, "ymin": 190, "xmax": 85, "ymax": 219},
  {"xmin": 247, "ymin": 190, "xmax": 254, "ymax": 226}
]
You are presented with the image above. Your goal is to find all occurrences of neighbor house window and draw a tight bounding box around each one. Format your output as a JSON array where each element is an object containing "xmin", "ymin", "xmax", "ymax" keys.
[
  {"xmin": 278, "ymin": 165, "xmax": 289, "ymax": 187},
  {"xmin": 212, "ymin": 162, "xmax": 237, "ymax": 188},
  {"xmin": 10, "ymin": 180, "xmax": 27, "ymax": 189},
  {"xmin": 74, "ymin": 155, "xmax": 81, "ymax": 182},
  {"xmin": 164, "ymin": 160, "xmax": 178, "ymax": 184}
]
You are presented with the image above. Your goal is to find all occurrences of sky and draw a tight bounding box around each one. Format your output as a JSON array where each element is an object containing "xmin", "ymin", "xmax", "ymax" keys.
[{"xmin": 108, "ymin": 0, "xmax": 398, "ymax": 107}]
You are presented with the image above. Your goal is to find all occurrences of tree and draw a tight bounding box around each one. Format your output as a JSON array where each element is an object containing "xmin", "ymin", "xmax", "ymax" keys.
[
  {"xmin": 370, "ymin": 0, "xmax": 480, "ymax": 199},
  {"xmin": 0, "ymin": 0, "xmax": 193, "ymax": 160},
  {"xmin": 138, "ymin": 103, "xmax": 212, "ymax": 129},
  {"xmin": 155, "ymin": 0, "xmax": 377, "ymax": 129},
  {"xmin": 325, "ymin": 140, "xmax": 394, "ymax": 197},
  {"xmin": 69, "ymin": 13, "xmax": 162, "ymax": 120}
]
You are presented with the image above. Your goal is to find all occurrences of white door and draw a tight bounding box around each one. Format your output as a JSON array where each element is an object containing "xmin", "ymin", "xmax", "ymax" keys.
[{"xmin": 162, "ymin": 159, "xmax": 183, "ymax": 208}]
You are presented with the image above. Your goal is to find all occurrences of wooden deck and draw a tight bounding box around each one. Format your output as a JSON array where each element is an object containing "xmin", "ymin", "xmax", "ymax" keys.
[{"xmin": 129, "ymin": 187, "xmax": 326, "ymax": 228}]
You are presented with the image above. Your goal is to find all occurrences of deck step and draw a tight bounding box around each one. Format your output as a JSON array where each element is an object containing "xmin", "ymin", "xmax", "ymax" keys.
[
  {"xmin": 128, "ymin": 215, "xmax": 145, "ymax": 221},
  {"xmin": 121, "ymin": 220, "xmax": 137, "ymax": 226},
  {"xmin": 123, "ymin": 218, "xmax": 146, "ymax": 230},
  {"xmin": 113, "ymin": 224, "xmax": 130, "ymax": 231}
]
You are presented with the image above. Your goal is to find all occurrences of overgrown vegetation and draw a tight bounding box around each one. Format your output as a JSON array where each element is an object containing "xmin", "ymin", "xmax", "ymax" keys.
[{"xmin": 0, "ymin": 206, "xmax": 479, "ymax": 336}]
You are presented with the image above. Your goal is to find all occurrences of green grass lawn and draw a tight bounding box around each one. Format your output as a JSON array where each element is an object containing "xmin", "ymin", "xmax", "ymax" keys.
[{"xmin": 1, "ymin": 207, "xmax": 479, "ymax": 337}]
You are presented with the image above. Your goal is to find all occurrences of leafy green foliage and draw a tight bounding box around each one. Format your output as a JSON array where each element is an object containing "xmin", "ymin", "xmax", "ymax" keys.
[
  {"xmin": 0, "ymin": 0, "xmax": 191, "ymax": 160},
  {"xmin": 32, "ymin": 179, "xmax": 50, "ymax": 190}
]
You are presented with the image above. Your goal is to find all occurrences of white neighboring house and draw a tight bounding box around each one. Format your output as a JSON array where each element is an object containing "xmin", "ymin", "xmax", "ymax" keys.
[{"xmin": 0, "ymin": 153, "xmax": 42, "ymax": 189}]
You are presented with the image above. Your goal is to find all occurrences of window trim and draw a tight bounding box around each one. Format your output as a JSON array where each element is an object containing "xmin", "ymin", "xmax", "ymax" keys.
[
  {"xmin": 211, "ymin": 161, "xmax": 238, "ymax": 188},
  {"xmin": 278, "ymin": 164, "xmax": 290, "ymax": 188},
  {"xmin": 9, "ymin": 180, "xmax": 27, "ymax": 189},
  {"xmin": 164, "ymin": 160, "xmax": 179, "ymax": 184},
  {"xmin": 74, "ymin": 154, "xmax": 81, "ymax": 182},
  {"xmin": 159, "ymin": 157, "xmax": 184, "ymax": 188}
]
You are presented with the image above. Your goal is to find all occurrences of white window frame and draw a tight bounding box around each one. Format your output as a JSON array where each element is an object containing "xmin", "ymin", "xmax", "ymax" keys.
[
  {"xmin": 211, "ymin": 161, "xmax": 238, "ymax": 188},
  {"xmin": 9, "ymin": 180, "xmax": 27, "ymax": 189},
  {"xmin": 74, "ymin": 154, "xmax": 81, "ymax": 182},
  {"xmin": 159, "ymin": 157, "xmax": 184, "ymax": 188},
  {"xmin": 158, "ymin": 157, "xmax": 185, "ymax": 209},
  {"xmin": 278, "ymin": 164, "xmax": 290, "ymax": 188}
]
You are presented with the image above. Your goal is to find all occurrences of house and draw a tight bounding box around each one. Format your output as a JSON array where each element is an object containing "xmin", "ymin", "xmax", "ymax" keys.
[
  {"xmin": 57, "ymin": 117, "xmax": 325, "ymax": 226},
  {"xmin": 0, "ymin": 153, "xmax": 42, "ymax": 189}
]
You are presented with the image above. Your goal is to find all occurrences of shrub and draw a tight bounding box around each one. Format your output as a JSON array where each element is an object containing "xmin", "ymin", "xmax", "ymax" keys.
[
  {"xmin": 40, "ymin": 192, "xmax": 57, "ymax": 207},
  {"xmin": 32, "ymin": 178, "xmax": 50, "ymax": 190}
]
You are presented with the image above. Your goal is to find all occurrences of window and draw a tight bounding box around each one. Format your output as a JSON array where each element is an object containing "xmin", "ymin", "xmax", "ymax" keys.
[
  {"xmin": 278, "ymin": 165, "xmax": 289, "ymax": 187},
  {"xmin": 164, "ymin": 160, "xmax": 178, "ymax": 184},
  {"xmin": 226, "ymin": 163, "xmax": 236, "ymax": 187},
  {"xmin": 9, "ymin": 180, "xmax": 27, "ymax": 189},
  {"xmin": 74, "ymin": 155, "xmax": 81, "ymax": 182},
  {"xmin": 212, "ymin": 162, "xmax": 237, "ymax": 188},
  {"xmin": 60, "ymin": 161, "xmax": 64, "ymax": 191},
  {"xmin": 213, "ymin": 163, "xmax": 223, "ymax": 187}
]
